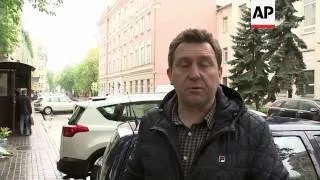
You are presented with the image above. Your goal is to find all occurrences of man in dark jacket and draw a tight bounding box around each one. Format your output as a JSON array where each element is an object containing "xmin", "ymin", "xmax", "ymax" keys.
[
  {"xmin": 123, "ymin": 28, "xmax": 289, "ymax": 180},
  {"xmin": 17, "ymin": 89, "xmax": 32, "ymax": 136}
]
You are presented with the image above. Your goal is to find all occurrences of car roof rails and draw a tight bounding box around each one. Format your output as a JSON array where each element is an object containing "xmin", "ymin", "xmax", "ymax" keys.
[{"xmin": 89, "ymin": 96, "xmax": 107, "ymax": 101}]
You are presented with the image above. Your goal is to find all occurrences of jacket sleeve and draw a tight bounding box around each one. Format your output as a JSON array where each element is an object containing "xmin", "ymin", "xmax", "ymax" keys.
[
  {"xmin": 250, "ymin": 121, "xmax": 289, "ymax": 180},
  {"xmin": 27, "ymin": 98, "xmax": 32, "ymax": 114},
  {"xmin": 123, "ymin": 116, "xmax": 148, "ymax": 180}
]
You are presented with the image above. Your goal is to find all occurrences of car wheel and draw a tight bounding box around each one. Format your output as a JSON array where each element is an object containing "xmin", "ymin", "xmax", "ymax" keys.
[
  {"xmin": 43, "ymin": 107, "xmax": 52, "ymax": 115},
  {"xmin": 90, "ymin": 165, "xmax": 100, "ymax": 180}
]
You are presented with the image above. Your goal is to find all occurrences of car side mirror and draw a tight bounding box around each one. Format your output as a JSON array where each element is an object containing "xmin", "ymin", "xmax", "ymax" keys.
[{"xmin": 310, "ymin": 108, "xmax": 319, "ymax": 113}]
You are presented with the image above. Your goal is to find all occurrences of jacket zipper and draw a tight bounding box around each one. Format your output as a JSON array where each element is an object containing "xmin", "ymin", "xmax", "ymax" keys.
[
  {"xmin": 150, "ymin": 126, "xmax": 183, "ymax": 180},
  {"xmin": 188, "ymin": 126, "xmax": 235, "ymax": 177},
  {"xmin": 189, "ymin": 109, "xmax": 242, "ymax": 171}
]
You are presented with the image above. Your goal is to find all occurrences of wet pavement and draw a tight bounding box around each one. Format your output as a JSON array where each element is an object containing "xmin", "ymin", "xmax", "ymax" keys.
[{"xmin": 0, "ymin": 113, "xmax": 64, "ymax": 180}]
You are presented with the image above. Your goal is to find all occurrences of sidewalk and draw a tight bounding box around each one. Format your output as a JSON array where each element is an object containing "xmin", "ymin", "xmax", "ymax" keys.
[{"xmin": 0, "ymin": 113, "xmax": 64, "ymax": 180}]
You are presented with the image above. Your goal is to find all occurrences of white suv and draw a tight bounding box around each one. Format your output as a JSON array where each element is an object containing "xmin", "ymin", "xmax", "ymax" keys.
[{"xmin": 57, "ymin": 93, "xmax": 165, "ymax": 179}]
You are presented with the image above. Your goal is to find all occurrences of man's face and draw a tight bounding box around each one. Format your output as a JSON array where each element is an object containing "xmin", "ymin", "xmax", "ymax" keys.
[{"xmin": 167, "ymin": 42, "xmax": 222, "ymax": 107}]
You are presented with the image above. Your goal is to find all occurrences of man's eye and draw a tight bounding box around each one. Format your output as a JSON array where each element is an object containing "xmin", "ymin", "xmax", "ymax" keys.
[
  {"xmin": 177, "ymin": 62, "xmax": 189, "ymax": 67},
  {"xmin": 199, "ymin": 61, "xmax": 210, "ymax": 67}
]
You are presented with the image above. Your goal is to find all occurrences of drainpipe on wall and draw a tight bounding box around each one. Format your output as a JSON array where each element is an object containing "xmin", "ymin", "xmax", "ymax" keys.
[
  {"xmin": 152, "ymin": 1, "xmax": 161, "ymax": 93},
  {"xmin": 152, "ymin": 2, "xmax": 157, "ymax": 93}
]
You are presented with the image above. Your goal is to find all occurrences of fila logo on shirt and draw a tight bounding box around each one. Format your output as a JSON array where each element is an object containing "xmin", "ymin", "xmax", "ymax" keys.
[{"xmin": 218, "ymin": 155, "xmax": 226, "ymax": 163}]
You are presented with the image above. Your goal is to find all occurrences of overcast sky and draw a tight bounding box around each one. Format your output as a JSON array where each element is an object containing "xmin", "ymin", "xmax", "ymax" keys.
[
  {"xmin": 22, "ymin": 0, "xmax": 111, "ymax": 71},
  {"xmin": 22, "ymin": 0, "xmax": 232, "ymax": 72}
]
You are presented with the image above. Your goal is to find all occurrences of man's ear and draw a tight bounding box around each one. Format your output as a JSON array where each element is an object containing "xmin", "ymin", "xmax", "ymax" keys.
[
  {"xmin": 218, "ymin": 67, "xmax": 222, "ymax": 79},
  {"xmin": 167, "ymin": 68, "xmax": 172, "ymax": 82}
]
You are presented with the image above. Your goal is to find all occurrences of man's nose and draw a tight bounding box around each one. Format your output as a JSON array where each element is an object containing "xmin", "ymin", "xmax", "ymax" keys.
[{"xmin": 188, "ymin": 64, "xmax": 201, "ymax": 80}]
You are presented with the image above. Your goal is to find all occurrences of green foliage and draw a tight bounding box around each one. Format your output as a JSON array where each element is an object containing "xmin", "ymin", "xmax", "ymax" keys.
[
  {"xmin": 27, "ymin": 0, "xmax": 63, "ymax": 15},
  {"xmin": 57, "ymin": 48, "xmax": 99, "ymax": 97},
  {"xmin": 229, "ymin": 6, "xmax": 269, "ymax": 110},
  {"xmin": 76, "ymin": 48, "xmax": 99, "ymax": 96},
  {"xmin": 265, "ymin": 0, "xmax": 307, "ymax": 101},
  {"xmin": 0, "ymin": 127, "xmax": 12, "ymax": 138},
  {"xmin": 57, "ymin": 65, "xmax": 76, "ymax": 93},
  {"xmin": 21, "ymin": 29, "xmax": 34, "ymax": 58},
  {"xmin": 231, "ymin": 0, "xmax": 308, "ymax": 106},
  {"xmin": 0, "ymin": 0, "xmax": 22, "ymax": 59},
  {"xmin": 47, "ymin": 71, "xmax": 58, "ymax": 91},
  {"xmin": 0, "ymin": 0, "xmax": 63, "ymax": 59}
]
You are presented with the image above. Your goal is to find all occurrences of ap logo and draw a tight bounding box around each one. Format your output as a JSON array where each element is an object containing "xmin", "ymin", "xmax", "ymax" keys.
[{"xmin": 251, "ymin": 0, "xmax": 275, "ymax": 29}]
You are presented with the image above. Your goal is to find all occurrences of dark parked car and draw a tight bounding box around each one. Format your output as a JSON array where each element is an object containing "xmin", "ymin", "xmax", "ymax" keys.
[
  {"xmin": 95, "ymin": 118, "xmax": 320, "ymax": 180},
  {"xmin": 268, "ymin": 99, "xmax": 320, "ymax": 121}
]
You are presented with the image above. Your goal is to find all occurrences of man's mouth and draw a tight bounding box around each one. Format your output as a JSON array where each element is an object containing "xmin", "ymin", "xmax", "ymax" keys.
[{"xmin": 187, "ymin": 87, "xmax": 203, "ymax": 90}]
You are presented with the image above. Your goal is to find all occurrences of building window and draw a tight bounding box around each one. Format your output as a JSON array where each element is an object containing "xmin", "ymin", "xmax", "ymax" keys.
[
  {"xmin": 304, "ymin": 0, "xmax": 316, "ymax": 32},
  {"xmin": 112, "ymin": 82, "xmax": 115, "ymax": 94},
  {"xmin": 146, "ymin": 12, "xmax": 151, "ymax": 30},
  {"xmin": 0, "ymin": 73, "xmax": 8, "ymax": 96},
  {"xmin": 222, "ymin": 77, "xmax": 228, "ymax": 86},
  {"xmin": 305, "ymin": 70, "xmax": 314, "ymax": 95},
  {"xmin": 141, "ymin": 46, "xmax": 145, "ymax": 64},
  {"xmin": 222, "ymin": 17, "xmax": 228, "ymax": 33},
  {"xmin": 130, "ymin": 26, "xmax": 133, "ymax": 40},
  {"xmin": 118, "ymin": 35, "xmax": 121, "ymax": 47},
  {"xmin": 223, "ymin": 47, "xmax": 228, "ymax": 63},
  {"xmin": 147, "ymin": 79, "xmax": 150, "ymax": 93},
  {"xmin": 147, "ymin": 43, "xmax": 151, "ymax": 63},
  {"xmin": 135, "ymin": 48, "xmax": 139, "ymax": 66},
  {"xmin": 140, "ymin": 17, "xmax": 144, "ymax": 33},
  {"xmin": 123, "ymin": 55, "xmax": 127, "ymax": 70},
  {"xmin": 130, "ymin": 51, "xmax": 134, "ymax": 68},
  {"xmin": 135, "ymin": 21, "xmax": 139, "ymax": 36},
  {"xmin": 124, "ymin": 31, "xmax": 127, "ymax": 43},
  {"xmin": 135, "ymin": 80, "xmax": 138, "ymax": 93},
  {"xmin": 124, "ymin": 81, "xmax": 126, "ymax": 93},
  {"xmin": 140, "ymin": 80, "xmax": 144, "ymax": 93},
  {"xmin": 130, "ymin": 81, "xmax": 133, "ymax": 93}
]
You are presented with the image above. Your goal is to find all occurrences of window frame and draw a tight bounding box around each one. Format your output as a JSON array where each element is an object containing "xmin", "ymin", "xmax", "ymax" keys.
[
  {"xmin": 222, "ymin": 16, "xmax": 228, "ymax": 33},
  {"xmin": 280, "ymin": 100, "xmax": 299, "ymax": 110},
  {"xmin": 299, "ymin": 100, "xmax": 318, "ymax": 111},
  {"xmin": 305, "ymin": 131, "xmax": 320, "ymax": 176},
  {"xmin": 273, "ymin": 131, "xmax": 320, "ymax": 178},
  {"xmin": 303, "ymin": 0, "xmax": 316, "ymax": 33},
  {"xmin": 97, "ymin": 100, "xmax": 160, "ymax": 122}
]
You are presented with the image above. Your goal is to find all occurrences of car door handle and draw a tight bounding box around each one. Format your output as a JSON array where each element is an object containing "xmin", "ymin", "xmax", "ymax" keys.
[{"xmin": 280, "ymin": 109, "xmax": 285, "ymax": 112}]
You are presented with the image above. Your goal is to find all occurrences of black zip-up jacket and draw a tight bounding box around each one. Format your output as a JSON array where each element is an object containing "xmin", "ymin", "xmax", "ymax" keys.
[{"xmin": 124, "ymin": 85, "xmax": 289, "ymax": 180}]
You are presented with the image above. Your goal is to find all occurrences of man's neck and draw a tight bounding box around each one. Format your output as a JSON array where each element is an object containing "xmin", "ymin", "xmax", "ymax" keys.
[{"xmin": 177, "ymin": 100, "xmax": 214, "ymax": 128}]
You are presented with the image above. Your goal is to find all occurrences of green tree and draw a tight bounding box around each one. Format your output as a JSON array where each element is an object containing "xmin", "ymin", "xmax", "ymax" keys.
[
  {"xmin": 229, "ymin": 6, "xmax": 269, "ymax": 110},
  {"xmin": 57, "ymin": 66, "xmax": 76, "ymax": 94},
  {"xmin": 0, "ymin": 0, "xmax": 63, "ymax": 59},
  {"xmin": 0, "ymin": 0, "xmax": 22, "ymax": 59},
  {"xmin": 265, "ymin": 0, "xmax": 307, "ymax": 101},
  {"xmin": 56, "ymin": 49, "xmax": 99, "ymax": 97},
  {"xmin": 75, "ymin": 48, "xmax": 99, "ymax": 96},
  {"xmin": 21, "ymin": 29, "xmax": 34, "ymax": 58},
  {"xmin": 47, "ymin": 71, "xmax": 57, "ymax": 91}
]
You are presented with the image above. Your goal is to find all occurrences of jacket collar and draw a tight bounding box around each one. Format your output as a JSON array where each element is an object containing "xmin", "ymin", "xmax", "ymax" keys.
[{"xmin": 156, "ymin": 85, "xmax": 245, "ymax": 133}]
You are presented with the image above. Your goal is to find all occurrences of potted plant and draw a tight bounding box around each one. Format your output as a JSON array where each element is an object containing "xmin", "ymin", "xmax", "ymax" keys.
[{"xmin": 0, "ymin": 127, "xmax": 12, "ymax": 147}]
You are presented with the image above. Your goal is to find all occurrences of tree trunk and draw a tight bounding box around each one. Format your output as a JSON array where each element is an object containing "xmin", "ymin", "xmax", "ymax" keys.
[{"xmin": 288, "ymin": 88, "xmax": 293, "ymax": 98}]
